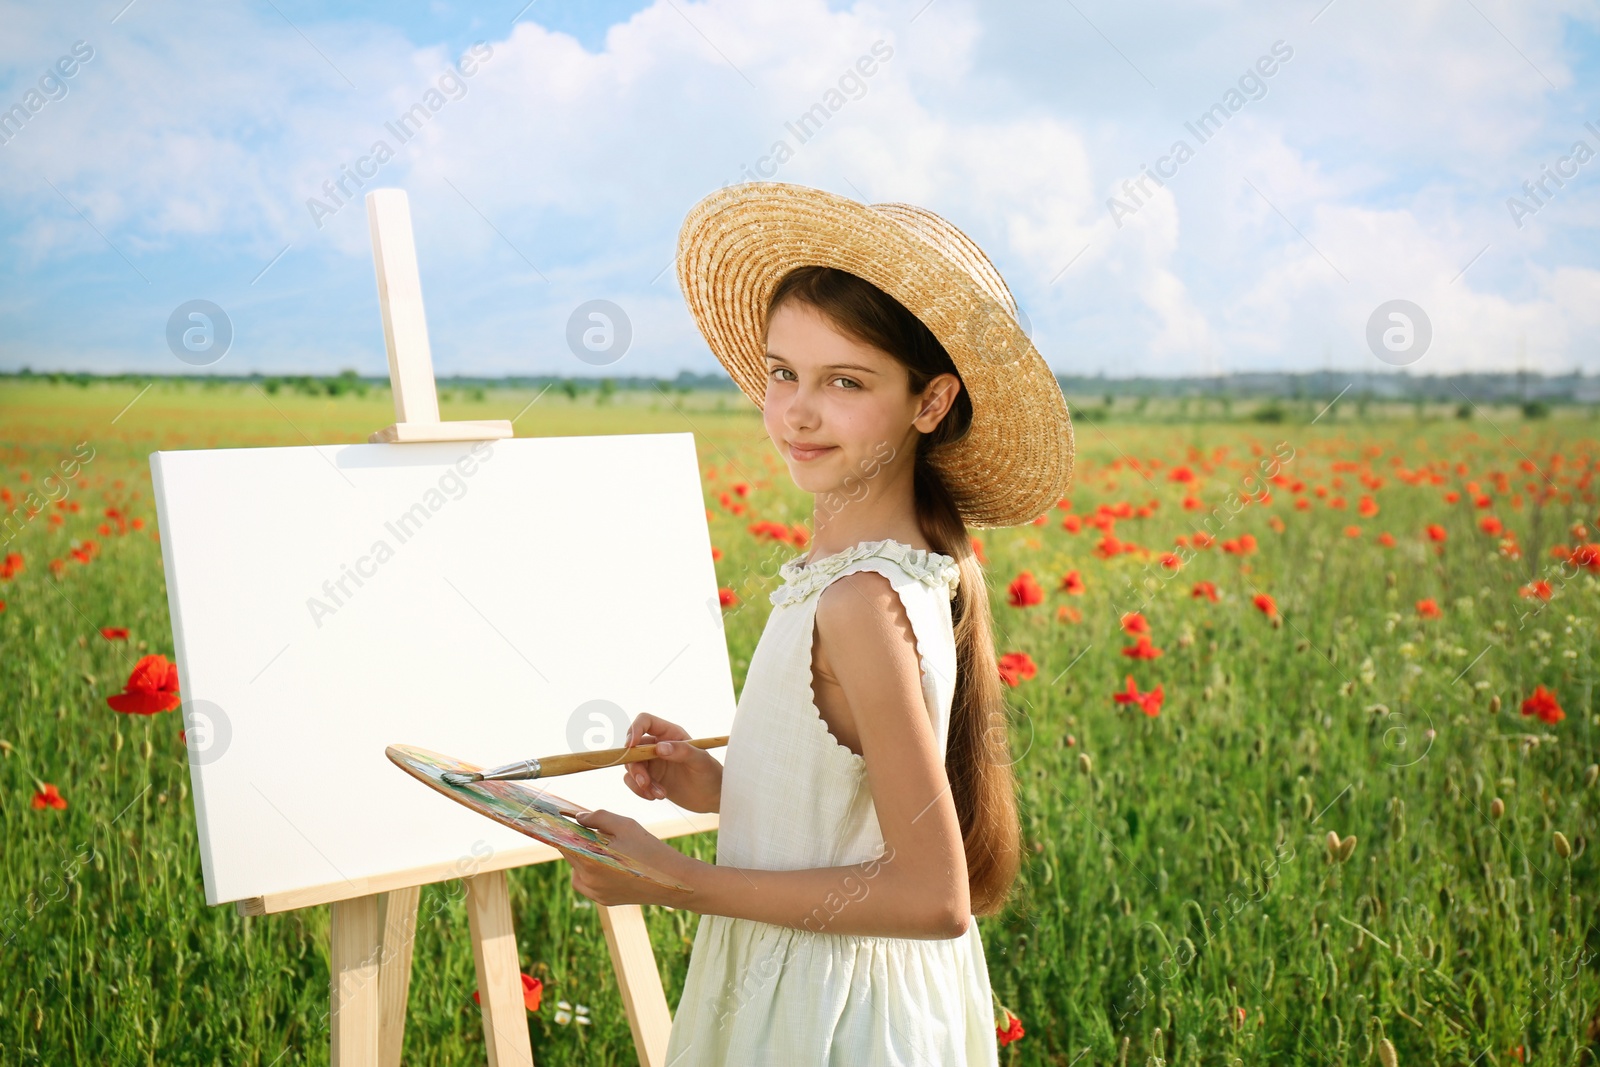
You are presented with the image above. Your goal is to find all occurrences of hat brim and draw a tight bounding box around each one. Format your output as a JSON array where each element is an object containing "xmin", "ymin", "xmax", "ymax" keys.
[{"xmin": 676, "ymin": 181, "xmax": 1074, "ymax": 529}]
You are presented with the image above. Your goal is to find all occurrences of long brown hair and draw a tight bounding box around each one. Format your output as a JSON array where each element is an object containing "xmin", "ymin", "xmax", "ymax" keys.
[{"xmin": 764, "ymin": 264, "xmax": 1022, "ymax": 917}]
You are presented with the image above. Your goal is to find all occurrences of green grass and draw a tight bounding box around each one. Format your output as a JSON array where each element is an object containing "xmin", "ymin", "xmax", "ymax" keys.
[{"xmin": 1, "ymin": 378, "xmax": 1596, "ymax": 1064}]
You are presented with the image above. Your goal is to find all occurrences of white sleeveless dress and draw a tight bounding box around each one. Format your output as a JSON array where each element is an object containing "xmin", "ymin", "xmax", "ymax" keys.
[{"xmin": 664, "ymin": 537, "xmax": 1000, "ymax": 1066}]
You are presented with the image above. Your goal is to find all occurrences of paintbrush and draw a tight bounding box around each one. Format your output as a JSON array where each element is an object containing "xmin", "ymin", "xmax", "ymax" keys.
[{"xmin": 440, "ymin": 735, "xmax": 729, "ymax": 786}]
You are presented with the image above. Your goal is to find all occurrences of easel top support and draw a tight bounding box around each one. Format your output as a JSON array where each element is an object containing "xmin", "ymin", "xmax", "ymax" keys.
[{"xmin": 365, "ymin": 188, "xmax": 514, "ymax": 445}]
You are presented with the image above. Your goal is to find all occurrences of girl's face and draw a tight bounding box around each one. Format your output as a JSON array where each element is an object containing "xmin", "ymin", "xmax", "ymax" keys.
[{"xmin": 762, "ymin": 300, "xmax": 959, "ymax": 501}]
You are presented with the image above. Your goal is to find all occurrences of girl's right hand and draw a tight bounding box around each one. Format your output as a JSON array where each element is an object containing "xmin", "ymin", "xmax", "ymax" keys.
[{"xmin": 621, "ymin": 714, "xmax": 724, "ymax": 814}]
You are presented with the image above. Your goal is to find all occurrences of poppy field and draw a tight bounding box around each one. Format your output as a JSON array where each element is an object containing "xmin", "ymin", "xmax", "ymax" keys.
[{"xmin": 2, "ymin": 376, "xmax": 1597, "ymax": 1065}]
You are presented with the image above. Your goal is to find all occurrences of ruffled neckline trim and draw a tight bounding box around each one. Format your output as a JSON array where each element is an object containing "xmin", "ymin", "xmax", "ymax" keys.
[{"xmin": 771, "ymin": 537, "xmax": 960, "ymax": 607}]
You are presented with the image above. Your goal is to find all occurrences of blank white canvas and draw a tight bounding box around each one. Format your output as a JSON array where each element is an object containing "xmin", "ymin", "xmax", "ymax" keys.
[{"xmin": 150, "ymin": 433, "xmax": 736, "ymax": 906}]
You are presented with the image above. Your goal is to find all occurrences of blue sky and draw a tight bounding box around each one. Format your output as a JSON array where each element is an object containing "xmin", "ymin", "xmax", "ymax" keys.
[{"xmin": 2, "ymin": 0, "xmax": 1598, "ymax": 378}]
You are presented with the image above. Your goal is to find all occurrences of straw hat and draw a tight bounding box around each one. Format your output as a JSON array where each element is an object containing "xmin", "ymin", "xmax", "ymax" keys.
[{"xmin": 675, "ymin": 181, "xmax": 1074, "ymax": 529}]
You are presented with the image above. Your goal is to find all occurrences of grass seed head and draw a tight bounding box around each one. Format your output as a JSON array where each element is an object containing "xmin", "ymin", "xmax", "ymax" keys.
[{"xmin": 1337, "ymin": 834, "xmax": 1358, "ymax": 862}]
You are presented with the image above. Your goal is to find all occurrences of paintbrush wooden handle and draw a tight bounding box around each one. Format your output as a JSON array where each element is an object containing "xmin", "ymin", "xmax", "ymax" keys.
[{"xmin": 536, "ymin": 735, "xmax": 729, "ymax": 778}]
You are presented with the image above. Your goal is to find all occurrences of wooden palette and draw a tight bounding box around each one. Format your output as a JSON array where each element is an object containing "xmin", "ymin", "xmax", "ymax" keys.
[{"xmin": 386, "ymin": 744, "xmax": 692, "ymax": 893}]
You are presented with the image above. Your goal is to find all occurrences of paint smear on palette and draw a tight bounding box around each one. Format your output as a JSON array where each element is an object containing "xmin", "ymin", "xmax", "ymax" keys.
[{"xmin": 386, "ymin": 744, "xmax": 692, "ymax": 893}]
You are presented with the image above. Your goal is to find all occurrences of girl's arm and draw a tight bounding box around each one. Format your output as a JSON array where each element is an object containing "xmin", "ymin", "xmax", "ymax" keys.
[{"xmin": 685, "ymin": 569, "xmax": 971, "ymax": 940}]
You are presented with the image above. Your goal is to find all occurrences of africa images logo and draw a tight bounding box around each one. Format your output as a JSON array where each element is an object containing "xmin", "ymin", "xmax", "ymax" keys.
[{"xmin": 305, "ymin": 42, "xmax": 494, "ymax": 229}]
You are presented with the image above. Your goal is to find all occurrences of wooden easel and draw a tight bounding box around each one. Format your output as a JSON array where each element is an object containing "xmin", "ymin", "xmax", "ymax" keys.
[{"xmin": 232, "ymin": 187, "xmax": 717, "ymax": 1067}]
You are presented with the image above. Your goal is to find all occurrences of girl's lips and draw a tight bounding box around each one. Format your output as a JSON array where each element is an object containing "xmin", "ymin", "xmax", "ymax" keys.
[{"xmin": 788, "ymin": 443, "xmax": 836, "ymax": 461}]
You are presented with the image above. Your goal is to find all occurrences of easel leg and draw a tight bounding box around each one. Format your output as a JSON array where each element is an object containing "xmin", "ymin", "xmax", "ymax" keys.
[
  {"xmin": 598, "ymin": 904, "xmax": 672, "ymax": 1067},
  {"xmin": 330, "ymin": 894, "xmax": 384, "ymax": 1067},
  {"xmin": 377, "ymin": 885, "xmax": 420, "ymax": 1067},
  {"xmin": 465, "ymin": 869, "xmax": 535, "ymax": 1067}
]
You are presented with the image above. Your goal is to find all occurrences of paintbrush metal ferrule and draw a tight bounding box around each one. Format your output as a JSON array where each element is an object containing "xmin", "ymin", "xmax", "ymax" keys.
[{"xmin": 466, "ymin": 757, "xmax": 544, "ymax": 783}]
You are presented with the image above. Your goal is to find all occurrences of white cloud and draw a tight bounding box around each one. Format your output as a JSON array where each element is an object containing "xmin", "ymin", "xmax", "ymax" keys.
[{"xmin": 0, "ymin": 0, "xmax": 1596, "ymax": 375}]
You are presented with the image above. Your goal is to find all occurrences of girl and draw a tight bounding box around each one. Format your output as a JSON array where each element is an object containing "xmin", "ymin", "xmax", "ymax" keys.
[{"xmin": 557, "ymin": 183, "xmax": 1074, "ymax": 1065}]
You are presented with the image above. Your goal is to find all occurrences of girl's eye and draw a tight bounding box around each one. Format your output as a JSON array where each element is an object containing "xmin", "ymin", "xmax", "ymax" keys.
[{"xmin": 767, "ymin": 368, "xmax": 860, "ymax": 389}]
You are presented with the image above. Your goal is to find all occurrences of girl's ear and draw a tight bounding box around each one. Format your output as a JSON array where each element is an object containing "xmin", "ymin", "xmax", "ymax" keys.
[{"xmin": 915, "ymin": 373, "xmax": 961, "ymax": 429}]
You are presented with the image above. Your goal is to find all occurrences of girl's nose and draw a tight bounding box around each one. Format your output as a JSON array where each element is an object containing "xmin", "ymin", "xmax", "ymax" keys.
[{"xmin": 783, "ymin": 387, "xmax": 822, "ymax": 430}]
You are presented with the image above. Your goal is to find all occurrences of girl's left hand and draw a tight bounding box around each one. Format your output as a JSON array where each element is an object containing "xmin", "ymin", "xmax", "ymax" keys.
[{"xmin": 559, "ymin": 809, "xmax": 702, "ymax": 908}]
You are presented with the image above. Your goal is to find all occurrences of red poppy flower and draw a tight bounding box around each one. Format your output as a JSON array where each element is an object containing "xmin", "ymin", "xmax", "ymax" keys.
[
  {"xmin": 1119, "ymin": 612, "xmax": 1150, "ymax": 635},
  {"xmin": 718, "ymin": 587, "xmax": 738, "ymax": 608},
  {"xmin": 1377, "ymin": 532, "xmax": 1396, "ymax": 547},
  {"xmin": 473, "ymin": 972, "xmax": 543, "ymax": 1012},
  {"xmin": 1358, "ymin": 495, "xmax": 1379, "ymax": 517},
  {"xmin": 1191, "ymin": 580, "xmax": 1219, "ymax": 602},
  {"xmin": 996, "ymin": 1009, "xmax": 1025, "ymax": 1047},
  {"xmin": 1425, "ymin": 524, "xmax": 1447, "ymax": 543},
  {"xmin": 1480, "ymin": 516, "xmax": 1503, "ymax": 537},
  {"xmin": 747, "ymin": 520, "xmax": 793, "ymax": 543},
  {"xmin": 1519, "ymin": 580, "xmax": 1553, "ymax": 601},
  {"xmin": 997, "ymin": 651, "xmax": 1038, "ymax": 687},
  {"xmin": 1416, "ymin": 598, "xmax": 1441, "ymax": 620},
  {"xmin": 1007, "ymin": 571, "xmax": 1043, "ymax": 607},
  {"xmin": 1569, "ymin": 544, "xmax": 1600, "ymax": 573},
  {"xmin": 1111, "ymin": 674, "xmax": 1164, "ymax": 717},
  {"xmin": 106, "ymin": 653, "xmax": 182, "ymax": 715},
  {"xmin": 0, "ymin": 552, "xmax": 21, "ymax": 580},
  {"xmin": 1167, "ymin": 466, "xmax": 1195, "ymax": 484},
  {"xmin": 1252, "ymin": 593, "xmax": 1278, "ymax": 618},
  {"xmin": 1055, "ymin": 605, "xmax": 1082, "ymax": 624},
  {"xmin": 100, "ymin": 627, "xmax": 130, "ymax": 641},
  {"xmin": 1520, "ymin": 684, "xmax": 1564, "ymax": 725},
  {"xmin": 1120, "ymin": 634, "xmax": 1163, "ymax": 660},
  {"xmin": 1059, "ymin": 570, "xmax": 1085, "ymax": 595},
  {"xmin": 32, "ymin": 783, "xmax": 68, "ymax": 810}
]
